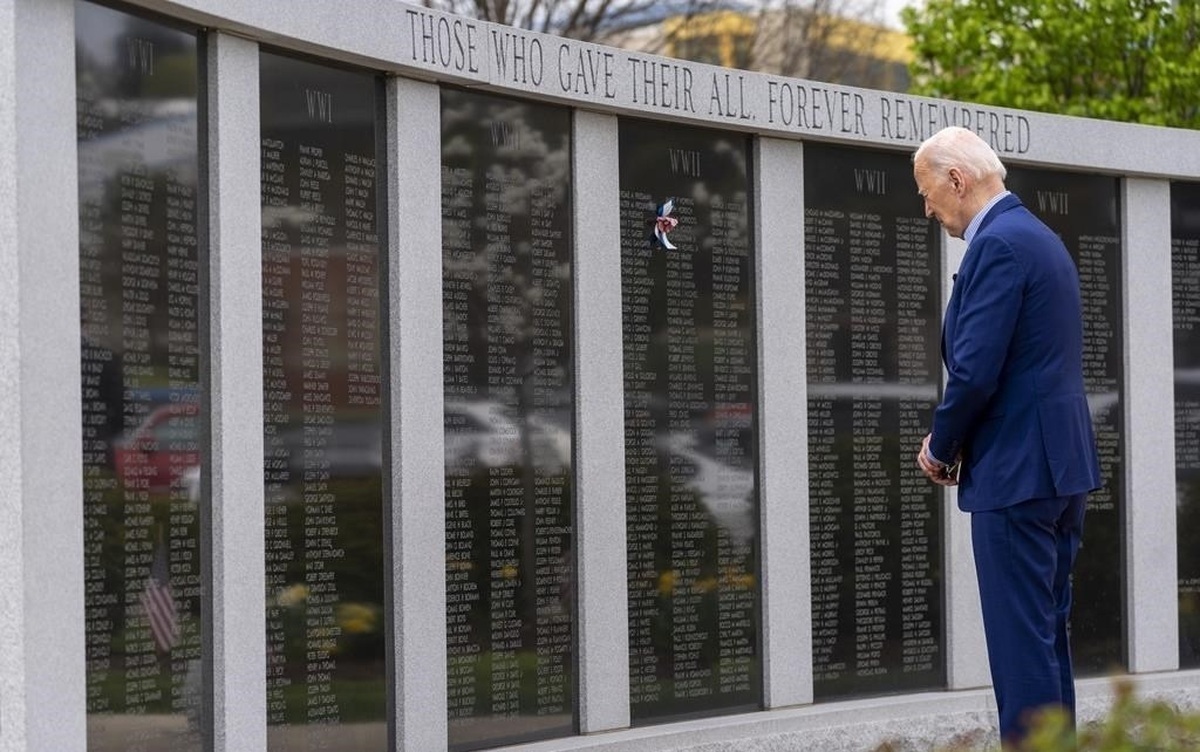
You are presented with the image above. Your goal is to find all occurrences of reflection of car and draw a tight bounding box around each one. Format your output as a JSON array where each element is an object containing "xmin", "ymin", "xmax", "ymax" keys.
[
  {"xmin": 119, "ymin": 406, "xmax": 386, "ymax": 501},
  {"xmin": 265, "ymin": 419, "xmax": 383, "ymax": 480},
  {"xmin": 444, "ymin": 400, "xmax": 571, "ymax": 473},
  {"xmin": 114, "ymin": 402, "xmax": 200, "ymax": 494}
]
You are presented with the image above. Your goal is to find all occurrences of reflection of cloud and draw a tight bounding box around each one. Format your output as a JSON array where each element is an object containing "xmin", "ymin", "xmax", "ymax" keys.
[{"xmin": 666, "ymin": 432, "xmax": 755, "ymax": 546}]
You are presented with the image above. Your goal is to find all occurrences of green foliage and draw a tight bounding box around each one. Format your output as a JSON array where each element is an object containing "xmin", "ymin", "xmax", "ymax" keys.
[
  {"xmin": 1024, "ymin": 681, "xmax": 1200, "ymax": 752},
  {"xmin": 902, "ymin": 0, "xmax": 1200, "ymax": 128}
]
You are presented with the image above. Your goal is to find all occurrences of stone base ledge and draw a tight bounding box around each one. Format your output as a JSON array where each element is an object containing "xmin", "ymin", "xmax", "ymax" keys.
[{"xmin": 498, "ymin": 670, "xmax": 1200, "ymax": 752}]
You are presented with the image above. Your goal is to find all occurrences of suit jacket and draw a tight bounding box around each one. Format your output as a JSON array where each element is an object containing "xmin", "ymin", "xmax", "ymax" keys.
[{"xmin": 930, "ymin": 193, "xmax": 1102, "ymax": 512}]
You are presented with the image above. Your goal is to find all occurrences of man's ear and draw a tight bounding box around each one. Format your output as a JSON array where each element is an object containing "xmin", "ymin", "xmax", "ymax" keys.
[{"xmin": 947, "ymin": 167, "xmax": 965, "ymax": 195}]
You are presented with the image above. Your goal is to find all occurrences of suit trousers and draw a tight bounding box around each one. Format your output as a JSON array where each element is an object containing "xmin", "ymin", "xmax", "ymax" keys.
[{"xmin": 971, "ymin": 492, "xmax": 1087, "ymax": 745}]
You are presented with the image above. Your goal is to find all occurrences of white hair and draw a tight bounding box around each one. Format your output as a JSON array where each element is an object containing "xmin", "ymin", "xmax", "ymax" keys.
[{"xmin": 914, "ymin": 126, "xmax": 1007, "ymax": 181}]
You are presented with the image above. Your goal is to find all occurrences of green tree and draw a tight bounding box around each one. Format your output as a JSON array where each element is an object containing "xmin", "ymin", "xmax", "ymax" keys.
[{"xmin": 902, "ymin": 0, "xmax": 1200, "ymax": 128}]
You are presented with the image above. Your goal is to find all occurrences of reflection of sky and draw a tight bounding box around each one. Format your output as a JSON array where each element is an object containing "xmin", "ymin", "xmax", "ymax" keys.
[
  {"xmin": 76, "ymin": 2, "xmax": 127, "ymax": 68},
  {"xmin": 77, "ymin": 106, "xmax": 197, "ymax": 202}
]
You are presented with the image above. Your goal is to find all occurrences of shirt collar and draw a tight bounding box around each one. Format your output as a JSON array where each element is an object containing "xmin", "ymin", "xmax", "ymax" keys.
[{"xmin": 963, "ymin": 190, "xmax": 1010, "ymax": 244}]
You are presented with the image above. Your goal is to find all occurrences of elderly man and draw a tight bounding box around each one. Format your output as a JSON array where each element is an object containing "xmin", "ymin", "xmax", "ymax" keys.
[{"xmin": 913, "ymin": 126, "xmax": 1101, "ymax": 746}]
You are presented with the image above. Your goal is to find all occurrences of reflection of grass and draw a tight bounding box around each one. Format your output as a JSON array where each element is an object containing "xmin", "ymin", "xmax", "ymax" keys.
[
  {"xmin": 275, "ymin": 678, "xmax": 387, "ymax": 725},
  {"xmin": 629, "ymin": 654, "xmax": 761, "ymax": 720},
  {"xmin": 449, "ymin": 650, "xmax": 571, "ymax": 714},
  {"xmin": 87, "ymin": 618, "xmax": 202, "ymax": 716},
  {"xmin": 89, "ymin": 667, "xmax": 188, "ymax": 716}
]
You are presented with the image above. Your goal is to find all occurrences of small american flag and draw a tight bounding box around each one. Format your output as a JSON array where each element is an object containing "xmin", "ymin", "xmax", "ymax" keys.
[{"xmin": 141, "ymin": 541, "xmax": 179, "ymax": 654}]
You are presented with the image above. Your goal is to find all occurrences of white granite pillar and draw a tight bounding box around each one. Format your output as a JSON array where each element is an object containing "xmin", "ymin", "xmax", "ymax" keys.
[
  {"xmin": 386, "ymin": 75, "xmax": 448, "ymax": 751},
  {"xmin": 205, "ymin": 29, "xmax": 268, "ymax": 751},
  {"xmin": 0, "ymin": 0, "xmax": 86, "ymax": 749},
  {"xmin": 1122, "ymin": 177, "xmax": 1178, "ymax": 673},
  {"xmin": 755, "ymin": 136, "xmax": 813, "ymax": 708},
  {"xmin": 573, "ymin": 109, "xmax": 632, "ymax": 734}
]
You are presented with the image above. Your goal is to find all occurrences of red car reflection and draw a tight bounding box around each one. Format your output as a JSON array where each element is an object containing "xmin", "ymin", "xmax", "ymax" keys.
[{"xmin": 114, "ymin": 402, "xmax": 200, "ymax": 494}]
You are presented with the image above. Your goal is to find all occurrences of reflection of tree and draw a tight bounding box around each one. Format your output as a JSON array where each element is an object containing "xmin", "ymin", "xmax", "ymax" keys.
[
  {"xmin": 77, "ymin": 6, "xmax": 203, "ymax": 736},
  {"xmin": 442, "ymin": 90, "xmax": 576, "ymax": 738},
  {"xmin": 617, "ymin": 120, "xmax": 761, "ymax": 720}
]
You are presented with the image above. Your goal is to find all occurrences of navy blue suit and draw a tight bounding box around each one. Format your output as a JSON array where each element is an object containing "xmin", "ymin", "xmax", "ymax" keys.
[{"xmin": 930, "ymin": 193, "xmax": 1101, "ymax": 743}]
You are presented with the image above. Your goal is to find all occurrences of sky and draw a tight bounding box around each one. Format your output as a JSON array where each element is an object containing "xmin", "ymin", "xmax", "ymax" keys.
[
  {"xmin": 883, "ymin": 0, "xmax": 926, "ymax": 28},
  {"xmin": 882, "ymin": 0, "xmax": 922, "ymax": 29}
]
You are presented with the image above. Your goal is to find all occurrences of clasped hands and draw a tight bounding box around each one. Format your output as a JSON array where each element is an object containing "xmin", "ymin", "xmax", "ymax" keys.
[{"xmin": 917, "ymin": 433, "xmax": 960, "ymax": 487}]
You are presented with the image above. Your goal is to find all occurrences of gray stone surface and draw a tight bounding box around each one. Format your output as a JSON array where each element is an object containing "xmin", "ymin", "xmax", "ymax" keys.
[
  {"xmin": 757, "ymin": 137, "xmax": 813, "ymax": 708},
  {"xmin": 206, "ymin": 30, "xmax": 267, "ymax": 752},
  {"xmin": 3, "ymin": 0, "xmax": 85, "ymax": 750},
  {"xmin": 941, "ymin": 234, "xmax": 990, "ymax": 693},
  {"xmin": 573, "ymin": 109, "xmax": 632, "ymax": 734},
  {"xmin": 1122, "ymin": 177, "xmax": 1179, "ymax": 673},
  {"xmin": 386, "ymin": 75, "xmax": 448, "ymax": 751},
  {"xmin": 494, "ymin": 675, "xmax": 1200, "ymax": 751}
]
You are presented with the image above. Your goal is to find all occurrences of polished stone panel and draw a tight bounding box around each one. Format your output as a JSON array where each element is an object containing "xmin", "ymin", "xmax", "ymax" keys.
[
  {"xmin": 76, "ymin": 1, "xmax": 205, "ymax": 746},
  {"xmin": 259, "ymin": 50, "xmax": 387, "ymax": 750},
  {"xmin": 1173, "ymin": 180, "xmax": 1200, "ymax": 668},
  {"xmin": 619, "ymin": 118, "xmax": 761, "ymax": 724},
  {"xmin": 440, "ymin": 87, "xmax": 576, "ymax": 751},
  {"xmin": 803, "ymin": 143, "xmax": 945, "ymax": 700},
  {"xmin": 1006, "ymin": 168, "xmax": 1125, "ymax": 675}
]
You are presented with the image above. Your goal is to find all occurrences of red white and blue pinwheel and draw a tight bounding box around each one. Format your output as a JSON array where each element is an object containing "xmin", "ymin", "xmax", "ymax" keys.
[{"xmin": 654, "ymin": 198, "xmax": 679, "ymax": 250}]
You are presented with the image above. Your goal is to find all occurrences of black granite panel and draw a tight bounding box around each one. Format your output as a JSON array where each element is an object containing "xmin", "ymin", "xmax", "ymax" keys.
[
  {"xmin": 76, "ymin": 2, "xmax": 205, "ymax": 747},
  {"xmin": 1005, "ymin": 168, "xmax": 1125, "ymax": 675},
  {"xmin": 1173, "ymin": 181, "xmax": 1200, "ymax": 667},
  {"xmin": 803, "ymin": 144, "xmax": 945, "ymax": 700},
  {"xmin": 440, "ymin": 88, "xmax": 576, "ymax": 751},
  {"xmin": 618, "ymin": 118, "xmax": 761, "ymax": 724},
  {"xmin": 259, "ymin": 50, "xmax": 387, "ymax": 750}
]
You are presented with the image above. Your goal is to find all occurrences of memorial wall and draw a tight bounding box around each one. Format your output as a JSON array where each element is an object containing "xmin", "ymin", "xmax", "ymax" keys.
[
  {"xmin": 76, "ymin": 3, "xmax": 204, "ymax": 748},
  {"xmin": 1004, "ymin": 168, "xmax": 1125, "ymax": 675},
  {"xmin": 259, "ymin": 51, "xmax": 387, "ymax": 749},
  {"xmin": 1173, "ymin": 181, "xmax": 1200, "ymax": 667},
  {"xmin": 440, "ymin": 89, "xmax": 576, "ymax": 750},
  {"xmin": 803, "ymin": 143, "xmax": 944, "ymax": 699},
  {"xmin": 618, "ymin": 119, "xmax": 761, "ymax": 723},
  {"xmin": 45, "ymin": 0, "xmax": 1200, "ymax": 750}
]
